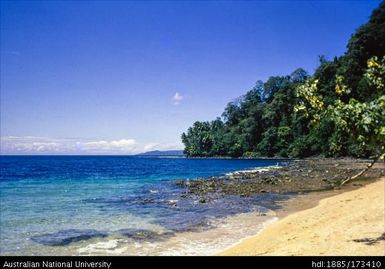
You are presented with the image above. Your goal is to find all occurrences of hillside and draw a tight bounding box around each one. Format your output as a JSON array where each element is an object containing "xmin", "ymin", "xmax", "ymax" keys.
[{"xmin": 181, "ymin": 1, "xmax": 385, "ymax": 158}]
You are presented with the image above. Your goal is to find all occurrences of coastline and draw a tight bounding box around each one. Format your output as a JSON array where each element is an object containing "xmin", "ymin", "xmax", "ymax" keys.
[
  {"xmin": 1, "ymin": 157, "xmax": 384, "ymax": 255},
  {"xmin": 87, "ymin": 159, "xmax": 384, "ymax": 256},
  {"xmin": 218, "ymin": 178, "xmax": 385, "ymax": 256}
]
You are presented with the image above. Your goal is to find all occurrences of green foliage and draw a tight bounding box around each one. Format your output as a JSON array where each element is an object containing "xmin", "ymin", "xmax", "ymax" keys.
[
  {"xmin": 331, "ymin": 95, "xmax": 385, "ymax": 155},
  {"xmin": 181, "ymin": 2, "xmax": 385, "ymax": 158},
  {"xmin": 257, "ymin": 127, "xmax": 278, "ymax": 157},
  {"xmin": 295, "ymin": 56, "xmax": 385, "ymax": 158},
  {"xmin": 289, "ymin": 136, "xmax": 316, "ymax": 158},
  {"xmin": 181, "ymin": 121, "xmax": 213, "ymax": 157},
  {"xmin": 342, "ymin": 1, "xmax": 385, "ymax": 100}
]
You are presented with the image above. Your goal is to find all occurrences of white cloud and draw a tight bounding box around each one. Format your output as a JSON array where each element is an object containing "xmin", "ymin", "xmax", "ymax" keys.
[
  {"xmin": 32, "ymin": 142, "xmax": 60, "ymax": 152},
  {"xmin": 0, "ymin": 136, "xmax": 74, "ymax": 153},
  {"xmin": 0, "ymin": 136, "xmax": 138, "ymax": 154},
  {"xmin": 80, "ymin": 139, "xmax": 137, "ymax": 153},
  {"xmin": 172, "ymin": 92, "xmax": 183, "ymax": 105},
  {"xmin": 0, "ymin": 136, "xmax": 182, "ymax": 155},
  {"xmin": 110, "ymin": 139, "xmax": 136, "ymax": 147}
]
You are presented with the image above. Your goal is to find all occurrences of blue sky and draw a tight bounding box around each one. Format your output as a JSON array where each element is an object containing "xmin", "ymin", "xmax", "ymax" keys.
[{"xmin": 0, "ymin": 0, "xmax": 381, "ymax": 154}]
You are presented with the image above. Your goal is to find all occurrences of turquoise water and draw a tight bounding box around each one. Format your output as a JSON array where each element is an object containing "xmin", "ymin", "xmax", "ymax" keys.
[{"xmin": 0, "ymin": 156, "xmax": 287, "ymax": 255}]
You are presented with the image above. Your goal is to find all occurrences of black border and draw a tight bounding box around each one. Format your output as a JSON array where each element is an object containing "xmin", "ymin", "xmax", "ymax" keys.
[{"xmin": 1, "ymin": 256, "xmax": 384, "ymax": 269}]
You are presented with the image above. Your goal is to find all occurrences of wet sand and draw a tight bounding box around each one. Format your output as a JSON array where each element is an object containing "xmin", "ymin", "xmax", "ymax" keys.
[{"xmin": 218, "ymin": 178, "xmax": 385, "ymax": 256}]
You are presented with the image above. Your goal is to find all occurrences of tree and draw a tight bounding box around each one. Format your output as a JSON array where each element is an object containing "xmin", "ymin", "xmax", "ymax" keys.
[
  {"xmin": 263, "ymin": 76, "xmax": 289, "ymax": 102},
  {"xmin": 181, "ymin": 121, "xmax": 214, "ymax": 157},
  {"xmin": 290, "ymin": 68, "xmax": 309, "ymax": 84},
  {"xmin": 341, "ymin": 1, "xmax": 385, "ymax": 100},
  {"xmin": 295, "ymin": 56, "xmax": 385, "ymax": 185},
  {"xmin": 257, "ymin": 127, "xmax": 278, "ymax": 157},
  {"xmin": 222, "ymin": 99, "xmax": 243, "ymax": 126},
  {"xmin": 181, "ymin": 1, "xmax": 384, "ymax": 160}
]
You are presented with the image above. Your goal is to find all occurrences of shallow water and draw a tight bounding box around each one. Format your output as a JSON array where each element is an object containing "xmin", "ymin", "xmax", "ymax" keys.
[{"xmin": 0, "ymin": 156, "xmax": 288, "ymax": 255}]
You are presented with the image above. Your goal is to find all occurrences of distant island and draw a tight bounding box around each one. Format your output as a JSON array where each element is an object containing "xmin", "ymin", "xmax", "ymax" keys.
[{"xmin": 136, "ymin": 150, "xmax": 185, "ymax": 157}]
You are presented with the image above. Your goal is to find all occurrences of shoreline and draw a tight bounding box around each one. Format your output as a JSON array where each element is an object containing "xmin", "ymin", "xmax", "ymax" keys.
[
  {"xmin": 1, "ymin": 157, "xmax": 384, "ymax": 255},
  {"xmin": 217, "ymin": 178, "xmax": 385, "ymax": 256},
  {"xmin": 181, "ymin": 158, "xmax": 385, "ymax": 200},
  {"xmin": 90, "ymin": 159, "xmax": 384, "ymax": 256}
]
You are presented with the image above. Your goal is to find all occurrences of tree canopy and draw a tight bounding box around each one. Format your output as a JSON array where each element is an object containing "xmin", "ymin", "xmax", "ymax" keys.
[{"xmin": 181, "ymin": 1, "xmax": 385, "ymax": 158}]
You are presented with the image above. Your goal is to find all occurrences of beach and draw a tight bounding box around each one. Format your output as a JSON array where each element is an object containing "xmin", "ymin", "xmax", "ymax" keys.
[{"xmin": 219, "ymin": 178, "xmax": 385, "ymax": 256}]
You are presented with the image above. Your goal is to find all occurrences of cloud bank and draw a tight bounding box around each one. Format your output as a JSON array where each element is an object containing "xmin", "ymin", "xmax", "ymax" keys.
[
  {"xmin": 0, "ymin": 136, "xmax": 183, "ymax": 155},
  {"xmin": 80, "ymin": 139, "xmax": 137, "ymax": 153}
]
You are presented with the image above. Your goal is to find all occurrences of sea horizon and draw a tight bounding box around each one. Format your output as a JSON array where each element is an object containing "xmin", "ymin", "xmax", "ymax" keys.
[{"xmin": 0, "ymin": 154, "xmax": 294, "ymax": 160}]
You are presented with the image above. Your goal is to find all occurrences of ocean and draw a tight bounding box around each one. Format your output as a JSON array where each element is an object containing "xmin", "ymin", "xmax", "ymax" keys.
[{"xmin": 0, "ymin": 156, "xmax": 289, "ymax": 255}]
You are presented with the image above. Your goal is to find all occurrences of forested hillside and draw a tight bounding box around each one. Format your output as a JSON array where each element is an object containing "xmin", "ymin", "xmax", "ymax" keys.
[{"xmin": 181, "ymin": 1, "xmax": 385, "ymax": 158}]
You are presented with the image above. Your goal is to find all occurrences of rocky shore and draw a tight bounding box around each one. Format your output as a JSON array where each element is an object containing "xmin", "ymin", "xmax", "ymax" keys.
[{"xmin": 175, "ymin": 158, "xmax": 385, "ymax": 201}]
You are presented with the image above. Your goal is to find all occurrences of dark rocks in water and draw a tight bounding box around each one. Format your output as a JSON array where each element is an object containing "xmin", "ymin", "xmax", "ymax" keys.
[
  {"xmin": 117, "ymin": 229, "xmax": 174, "ymax": 241},
  {"xmin": 180, "ymin": 159, "xmax": 385, "ymax": 198},
  {"xmin": 165, "ymin": 218, "xmax": 215, "ymax": 233},
  {"xmin": 175, "ymin": 179, "xmax": 188, "ymax": 187},
  {"xmin": 142, "ymin": 198, "xmax": 155, "ymax": 203},
  {"xmin": 30, "ymin": 229, "xmax": 108, "ymax": 246}
]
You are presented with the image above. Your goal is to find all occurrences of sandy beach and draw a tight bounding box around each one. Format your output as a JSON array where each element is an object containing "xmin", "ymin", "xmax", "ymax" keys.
[{"xmin": 219, "ymin": 178, "xmax": 385, "ymax": 256}]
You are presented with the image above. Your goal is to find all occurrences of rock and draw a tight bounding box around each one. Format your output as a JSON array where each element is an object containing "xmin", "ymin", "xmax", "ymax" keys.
[
  {"xmin": 143, "ymin": 198, "xmax": 154, "ymax": 203},
  {"xmin": 117, "ymin": 229, "xmax": 174, "ymax": 241},
  {"xmin": 30, "ymin": 229, "xmax": 108, "ymax": 246},
  {"xmin": 180, "ymin": 159, "xmax": 384, "ymax": 197},
  {"xmin": 175, "ymin": 180, "xmax": 187, "ymax": 187}
]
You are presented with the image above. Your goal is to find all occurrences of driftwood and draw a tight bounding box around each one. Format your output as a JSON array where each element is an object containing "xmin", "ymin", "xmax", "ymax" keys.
[{"xmin": 340, "ymin": 151, "xmax": 384, "ymax": 186}]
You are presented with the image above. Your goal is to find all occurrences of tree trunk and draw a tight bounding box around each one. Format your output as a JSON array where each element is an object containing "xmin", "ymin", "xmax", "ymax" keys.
[{"xmin": 340, "ymin": 152, "xmax": 384, "ymax": 186}]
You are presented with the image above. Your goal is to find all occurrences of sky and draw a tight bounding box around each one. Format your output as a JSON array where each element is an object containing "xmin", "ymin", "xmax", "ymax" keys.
[{"xmin": 0, "ymin": 0, "xmax": 381, "ymax": 155}]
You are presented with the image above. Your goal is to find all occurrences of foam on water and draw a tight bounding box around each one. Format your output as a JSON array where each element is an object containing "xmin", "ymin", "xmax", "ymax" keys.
[
  {"xmin": 74, "ymin": 211, "xmax": 279, "ymax": 256},
  {"xmin": 225, "ymin": 164, "xmax": 281, "ymax": 176}
]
